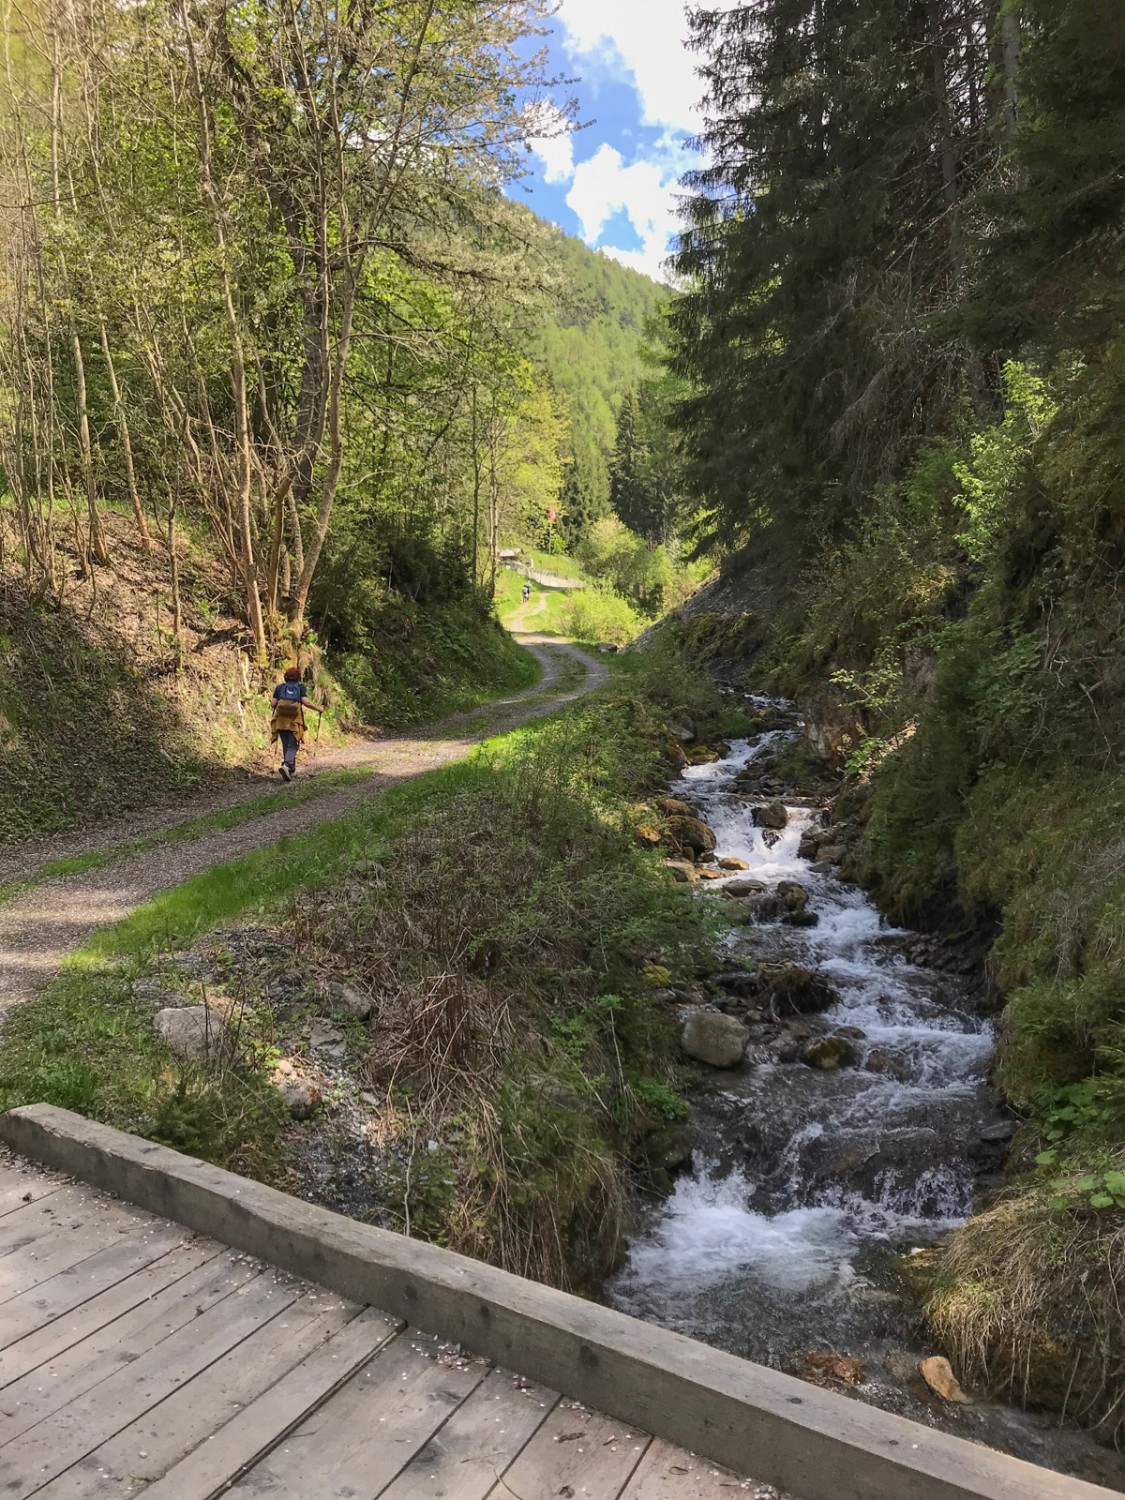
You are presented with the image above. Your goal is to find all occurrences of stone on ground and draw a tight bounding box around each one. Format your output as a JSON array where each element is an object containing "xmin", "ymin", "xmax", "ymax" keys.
[
  {"xmin": 681, "ymin": 1011, "xmax": 749, "ymax": 1068},
  {"xmin": 332, "ymin": 984, "xmax": 374, "ymax": 1020},
  {"xmin": 153, "ymin": 1005, "xmax": 234, "ymax": 1065},
  {"xmin": 276, "ymin": 1077, "xmax": 322, "ymax": 1120},
  {"xmin": 919, "ymin": 1355, "xmax": 970, "ymax": 1403},
  {"xmin": 717, "ymin": 856, "xmax": 750, "ymax": 871}
]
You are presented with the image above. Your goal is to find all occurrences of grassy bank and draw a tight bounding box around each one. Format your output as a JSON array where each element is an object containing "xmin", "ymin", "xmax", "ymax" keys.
[{"xmin": 0, "ymin": 645, "xmax": 729, "ymax": 1290}]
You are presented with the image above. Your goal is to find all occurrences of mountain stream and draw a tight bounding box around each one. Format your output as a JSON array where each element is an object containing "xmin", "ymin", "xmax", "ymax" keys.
[{"xmin": 605, "ymin": 699, "xmax": 1123, "ymax": 1491}]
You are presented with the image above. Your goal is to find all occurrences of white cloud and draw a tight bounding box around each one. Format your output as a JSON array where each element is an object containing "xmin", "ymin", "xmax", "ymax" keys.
[
  {"xmin": 525, "ymin": 101, "xmax": 576, "ymax": 185},
  {"xmin": 557, "ymin": 0, "xmax": 701, "ymax": 135},
  {"xmin": 566, "ymin": 143, "xmax": 679, "ymax": 281}
]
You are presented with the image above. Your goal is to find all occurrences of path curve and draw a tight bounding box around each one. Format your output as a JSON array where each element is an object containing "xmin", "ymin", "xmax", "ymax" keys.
[{"xmin": 0, "ymin": 637, "xmax": 608, "ymax": 1010}]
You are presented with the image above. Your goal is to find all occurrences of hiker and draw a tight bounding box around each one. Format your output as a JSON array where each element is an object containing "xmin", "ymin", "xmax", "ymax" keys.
[
  {"xmin": 270, "ymin": 666, "xmax": 325, "ymax": 781},
  {"xmin": 522, "ymin": 580, "xmax": 531, "ymax": 603}
]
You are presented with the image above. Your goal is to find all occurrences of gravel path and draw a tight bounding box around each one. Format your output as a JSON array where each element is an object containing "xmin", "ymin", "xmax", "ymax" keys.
[{"xmin": 0, "ymin": 637, "xmax": 609, "ymax": 1010}]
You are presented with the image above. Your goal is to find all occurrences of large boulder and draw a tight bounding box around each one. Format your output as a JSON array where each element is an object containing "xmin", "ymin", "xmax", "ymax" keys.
[
  {"xmin": 761, "ymin": 963, "xmax": 840, "ymax": 1015},
  {"xmin": 154, "ymin": 1006, "xmax": 234, "ymax": 1065},
  {"xmin": 681, "ymin": 1011, "xmax": 749, "ymax": 1068},
  {"xmin": 665, "ymin": 816, "xmax": 717, "ymax": 858},
  {"xmin": 752, "ymin": 801, "xmax": 789, "ymax": 830}
]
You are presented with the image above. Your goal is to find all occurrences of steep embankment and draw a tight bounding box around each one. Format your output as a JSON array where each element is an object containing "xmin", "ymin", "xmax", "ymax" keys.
[
  {"xmin": 665, "ymin": 438, "xmax": 1125, "ymax": 1445},
  {"xmin": 0, "ymin": 512, "xmax": 535, "ymax": 846}
]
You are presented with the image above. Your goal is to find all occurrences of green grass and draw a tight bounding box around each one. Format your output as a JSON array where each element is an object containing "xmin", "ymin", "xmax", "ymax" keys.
[{"xmin": 0, "ymin": 767, "xmax": 376, "ymax": 908}]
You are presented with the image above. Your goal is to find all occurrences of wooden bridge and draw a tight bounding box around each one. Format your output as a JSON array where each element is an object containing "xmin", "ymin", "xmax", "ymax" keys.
[{"xmin": 0, "ymin": 1105, "xmax": 1114, "ymax": 1500}]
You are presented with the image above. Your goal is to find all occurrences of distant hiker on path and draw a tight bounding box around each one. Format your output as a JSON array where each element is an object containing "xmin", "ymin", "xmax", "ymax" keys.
[
  {"xmin": 270, "ymin": 666, "xmax": 325, "ymax": 781},
  {"xmin": 522, "ymin": 580, "xmax": 532, "ymax": 603}
]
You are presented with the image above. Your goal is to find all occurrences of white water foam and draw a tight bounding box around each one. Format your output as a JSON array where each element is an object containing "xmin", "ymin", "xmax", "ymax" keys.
[{"xmin": 611, "ymin": 726, "xmax": 996, "ymax": 1332}]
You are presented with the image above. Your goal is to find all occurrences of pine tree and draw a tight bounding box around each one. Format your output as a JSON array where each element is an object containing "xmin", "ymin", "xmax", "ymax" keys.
[
  {"xmin": 670, "ymin": 0, "xmax": 1001, "ymax": 562},
  {"xmin": 968, "ymin": 0, "xmax": 1125, "ymax": 355}
]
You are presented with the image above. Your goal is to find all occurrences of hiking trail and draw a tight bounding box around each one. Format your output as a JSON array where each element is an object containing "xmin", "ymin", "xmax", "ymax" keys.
[{"xmin": 0, "ymin": 636, "xmax": 607, "ymax": 1010}]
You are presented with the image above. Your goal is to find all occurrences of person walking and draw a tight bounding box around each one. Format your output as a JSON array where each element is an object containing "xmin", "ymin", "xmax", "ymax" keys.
[{"xmin": 270, "ymin": 666, "xmax": 325, "ymax": 781}]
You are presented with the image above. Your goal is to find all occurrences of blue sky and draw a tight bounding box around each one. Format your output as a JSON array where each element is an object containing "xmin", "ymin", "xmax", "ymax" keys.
[{"xmin": 514, "ymin": 0, "xmax": 702, "ymax": 283}]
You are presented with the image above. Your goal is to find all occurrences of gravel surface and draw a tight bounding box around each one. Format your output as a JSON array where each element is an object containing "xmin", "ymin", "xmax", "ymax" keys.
[{"xmin": 0, "ymin": 637, "xmax": 608, "ymax": 1011}]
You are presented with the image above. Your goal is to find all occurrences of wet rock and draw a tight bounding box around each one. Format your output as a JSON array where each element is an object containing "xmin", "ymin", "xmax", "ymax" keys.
[
  {"xmin": 918, "ymin": 1355, "xmax": 969, "ymax": 1404},
  {"xmin": 979, "ymin": 1120, "xmax": 1016, "ymax": 1143},
  {"xmin": 752, "ymin": 800, "xmax": 789, "ymax": 830},
  {"xmin": 761, "ymin": 963, "xmax": 840, "ymax": 1015},
  {"xmin": 797, "ymin": 832, "xmax": 821, "ymax": 860},
  {"xmin": 801, "ymin": 1035, "xmax": 857, "ymax": 1070},
  {"xmin": 835, "ymin": 1025, "xmax": 867, "ymax": 1040},
  {"xmin": 717, "ymin": 857, "xmax": 750, "ymax": 871},
  {"xmin": 863, "ymin": 1048, "xmax": 911, "ymax": 1081},
  {"xmin": 697, "ymin": 868, "xmax": 724, "ymax": 881},
  {"xmin": 643, "ymin": 1124, "xmax": 693, "ymax": 1173},
  {"xmin": 655, "ymin": 796, "xmax": 697, "ymax": 820},
  {"xmin": 277, "ymin": 1077, "xmax": 322, "ymax": 1120},
  {"xmin": 809, "ymin": 860, "xmax": 834, "ymax": 875},
  {"xmin": 332, "ymin": 984, "xmax": 374, "ymax": 1021},
  {"xmin": 665, "ymin": 815, "xmax": 717, "ymax": 858},
  {"xmin": 777, "ymin": 880, "xmax": 809, "ymax": 908},
  {"xmin": 154, "ymin": 1006, "xmax": 234, "ymax": 1065},
  {"xmin": 663, "ymin": 860, "xmax": 699, "ymax": 883},
  {"xmin": 686, "ymin": 745, "xmax": 721, "ymax": 765},
  {"xmin": 786, "ymin": 910, "xmax": 820, "ymax": 928},
  {"xmin": 791, "ymin": 1351, "xmax": 866, "ymax": 1389},
  {"xmin": 681, "ymin": 1011, "xmax": 749, "ymax": 1068},
  {"xmin": 818, "ymin": 844, "xmax": 847, "ymax": 864},
  {"xmin": 725, "ymin": 878, "xmax": 767, "ymax": 897}
]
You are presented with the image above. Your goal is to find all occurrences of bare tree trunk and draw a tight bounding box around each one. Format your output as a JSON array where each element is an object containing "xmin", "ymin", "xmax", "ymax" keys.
[
  {"xmin": 288, "ymin": 272, "xmax": 360, "ymax": 625},
  {"xmin": 179, "ymin": 1, "xmax": 267, "ymax": 663},
  {"xmin": 168, "ymin": 491, "xmax": 183, "ymax": 671},
  {"xmin": 98, "ymin": 319, "xmax": 152, "ymax": 550}
]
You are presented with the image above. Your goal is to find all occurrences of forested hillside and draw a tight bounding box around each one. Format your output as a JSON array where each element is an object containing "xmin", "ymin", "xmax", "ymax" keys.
[
  {"xmin": 528, "ymin": 224, "xmax": 666, "ymax": 539},
  {"xmin": 668, "ymin": 0, "xmax": 1125, "ymax": 1437},
  {"xmin": 0, "ymin": 1, "xmax": 667, "ymax": 836}
]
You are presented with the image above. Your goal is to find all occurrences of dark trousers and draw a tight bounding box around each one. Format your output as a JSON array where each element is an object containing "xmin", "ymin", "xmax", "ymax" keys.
[{"xmin": 278, "ymin": 729, "xmax": 299, "ymax": 770}]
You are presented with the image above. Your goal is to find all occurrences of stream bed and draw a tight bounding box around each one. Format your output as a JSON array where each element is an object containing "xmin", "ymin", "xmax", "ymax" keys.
[{"xmin": 605, "ymin": 700, "xmax": 1124, "ymax": 1490}]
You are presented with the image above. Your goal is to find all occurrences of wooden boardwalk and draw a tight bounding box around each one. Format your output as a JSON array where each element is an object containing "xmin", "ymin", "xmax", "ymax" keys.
[{"xmin": 0, "ymin": 1156, "xmax": 757, "ymax": 1499}]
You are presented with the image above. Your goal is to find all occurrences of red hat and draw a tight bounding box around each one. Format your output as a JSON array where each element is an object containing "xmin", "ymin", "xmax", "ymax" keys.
[{"xmin": 284, "ymin": 665, "xmax": 301, "ymax": 681}]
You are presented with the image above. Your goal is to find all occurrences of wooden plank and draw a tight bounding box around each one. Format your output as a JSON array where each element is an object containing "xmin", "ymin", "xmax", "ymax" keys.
[
  {"xmin": 377, "ymin": 1367, "xmax": 559, "ymax": 1500},
  {"xmin": 618, "ymin": 1439, "xmax": 753, "ymax": 1498},
  {"xmin": 0, "ymin": 1224, "xmax": 210, "ymax": 1366},
  {"xmin": 131, "ymin": 1305, "xmax": 401, "ymax": 1500},
  {"xmin": 0, "ymin": 1194, "xmax": 146, "ymax": 1304},
  {"xmin": 225, "ymin": 1331, "xmax": 485, "ymax": 1499},
  {"xmin": 0, "ymin": 1185, "xmax": 111, "ymax": 1256},
  {"xmin": 0, "ymin": 1165, "xmax": 65, "ymax": 1220},
  {"xmin": 0, "ymin": 1265, "xmax": 299, "ymax": 1496},
  {"xmin": 482, "ymin": 1400, "xmax": 650, "ymax": 1500},
  {"xmin": 0, "ymin": 1248, "xmax": 260, "ymax": 1444}
]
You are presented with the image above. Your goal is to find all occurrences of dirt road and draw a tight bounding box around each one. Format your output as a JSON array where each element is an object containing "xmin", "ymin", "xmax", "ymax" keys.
[{"xmin": 0, "ymin": 637, "xmax": 608, "ymax": 1010}]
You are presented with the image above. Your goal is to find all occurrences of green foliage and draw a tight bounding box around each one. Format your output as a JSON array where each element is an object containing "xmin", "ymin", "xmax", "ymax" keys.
[{"xmin": 953, "ymin": 363, "xmax": 1057, "ymax": 563}]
